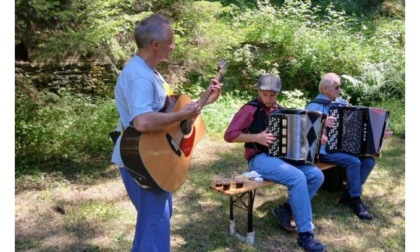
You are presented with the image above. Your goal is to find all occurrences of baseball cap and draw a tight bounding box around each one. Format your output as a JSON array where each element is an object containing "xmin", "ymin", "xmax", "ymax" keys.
[{"xmin": 257, "ymin": 74, "xmax": 282, "ymax": 92}]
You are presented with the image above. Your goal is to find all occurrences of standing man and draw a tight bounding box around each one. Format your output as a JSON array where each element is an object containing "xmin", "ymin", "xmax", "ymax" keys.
[
  {"xmin": 111, "ymin": 13, "xmax": 223, "ymax": 251},
  {"xmin": 306, "ymin": 72, "xmax": 392, "ymax": 220},
  {"xmin": 224, "ymin": 74, "xmax": 326, "ymax": 252}
]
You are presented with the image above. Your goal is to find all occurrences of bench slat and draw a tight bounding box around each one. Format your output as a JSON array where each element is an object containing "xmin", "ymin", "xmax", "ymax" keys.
[
  {"xmin": 209, "ymin": 179, "xmax": 274, "ymax": 196},
  {"xmin": 315, "ymin": 161, "xmax": 336, "ymax": 171}
]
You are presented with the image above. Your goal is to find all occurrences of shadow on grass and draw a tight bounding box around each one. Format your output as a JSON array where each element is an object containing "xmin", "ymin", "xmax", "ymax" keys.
[
  {"xmin": 170, "ymin": 136, "xmax": 405, "ymax": 251},
  {"xmin": 15, "ymin": 180, "xmax": 133, "ymax": 251}
]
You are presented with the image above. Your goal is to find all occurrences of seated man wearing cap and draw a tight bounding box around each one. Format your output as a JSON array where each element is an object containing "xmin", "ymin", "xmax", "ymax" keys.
[{"xmin": 224, "ymin": 74, "xmax": 326, "ymax": 252}]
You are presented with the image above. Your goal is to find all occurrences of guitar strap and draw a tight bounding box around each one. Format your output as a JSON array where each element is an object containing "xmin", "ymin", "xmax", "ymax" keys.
[
  {"xmin": 109, "ymin": 118, "xmax": 123, "ymax": 145},
  {"xmin": 159, "ymin": 80, "xmax": 175, "ymax": 112},
  {"xmin": 162, "ymin": 81, "xmax": 174, "ymax": 96},
  {"xmin": 159, "ymin": 96, "xmax": 171, "ymax": 112}
]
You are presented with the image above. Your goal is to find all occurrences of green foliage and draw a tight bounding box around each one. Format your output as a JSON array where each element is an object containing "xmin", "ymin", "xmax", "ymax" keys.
[
  {"xmin": 225, "ymin": 1, "xmax": 404, "ymax": 101},
  {"xmin": 312, "ymin": 0, "xmax": 405, "ymax": 18},
  {"xmin": 16, "ymin": 0, "xmax": 150, "ymax": 63},
  {"xmin": 170, "ymin": 1, "xmax": 242, "ymax": 79},
  {"xmin": 341, "ymin": 61, "xmax": 405, "ymax": 105},
  {"xmin": 371, "ymin": 98, "xmax": 405, "ymax": 138},
  {"xmin": 279, "ymin": 89, "xmax": 309, "ymax": 109},
  {"xmin": 15, "ymin": 79, "xmax": 118, "ymax": 177},
  {"xmin": 201, "ymin": 91, "xmax": 253, "ymax": 137},
  {"xmin": 16, "ymin": 1, "xmax": 405, "ymax": 103}
]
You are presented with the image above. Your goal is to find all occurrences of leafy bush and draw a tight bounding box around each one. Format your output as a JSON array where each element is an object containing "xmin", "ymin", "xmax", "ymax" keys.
[
  {"xmin": 341, "ymin": 61, "xmax": 405, "ymax": 105},
  {"xmin": 371, "ymin": 98, "xmax": 405, "ymax": 138},
  {"xmin": 279, "ymin": 89, "xmax": 309, "ymax": 109},
  {"xmin": 16, "ymin": 79, "xmax": 118, "ymax": 177},
  {"xmin": 201, "ymin": 91, "xmax": 253, "ymax": 137},
  {"xmin": 16, "ymin": 0, "xmax": 151, "ymax": 63},
  {"xmin": 312, "ymin": 0, "xmax": 405, "ymax": 18},
  {"xmin": 227, "ymin": 1, "xmax": 404, "ymax": 99}
]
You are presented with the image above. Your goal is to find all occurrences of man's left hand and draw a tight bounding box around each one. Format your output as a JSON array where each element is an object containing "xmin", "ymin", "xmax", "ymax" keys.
[{"xmin": 206, "ymin": 79, "xmax": 223, "ymax": 104}]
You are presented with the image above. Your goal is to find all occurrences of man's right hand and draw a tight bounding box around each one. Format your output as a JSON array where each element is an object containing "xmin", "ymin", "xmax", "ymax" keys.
[
  {"xmin": 256, "ymin": 129, "xmax": 277, "ymax": 147},
  {"xmin": 325, "ymin": 116, "xmax": 336, "ymax": 128},
  {"xmin": 181, "ymin": 102, "xmax": 202, "ymax": 120},
  {"xmin": 320, "ymin": 134, "xmax": 328, "ymax": 145}
]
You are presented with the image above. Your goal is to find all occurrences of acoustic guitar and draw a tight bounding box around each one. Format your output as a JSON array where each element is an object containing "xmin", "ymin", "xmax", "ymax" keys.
[{"xmin": 120, "ymin": 59, "xmax": 228, "ymax": 192}]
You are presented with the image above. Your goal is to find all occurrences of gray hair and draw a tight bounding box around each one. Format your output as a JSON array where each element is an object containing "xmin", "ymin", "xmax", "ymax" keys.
[
  {"xmin": 134, "ymin": 14, "xmax": 172, "ymax": 49},
  {"xmin": 319, "ymin": 72, "xmax": 340, "ymax": 92}
]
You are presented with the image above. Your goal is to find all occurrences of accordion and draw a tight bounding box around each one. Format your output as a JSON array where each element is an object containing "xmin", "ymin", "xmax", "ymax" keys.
[
  {"xmin": 268, "ymin": 109, "xmax": 326, "ymax": 163},
  {"xmin": 326, "ymin": 106, "xmax": 390, "ymax": 157}
]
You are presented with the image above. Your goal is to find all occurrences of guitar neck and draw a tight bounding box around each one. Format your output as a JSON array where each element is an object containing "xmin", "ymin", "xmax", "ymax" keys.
[
  {"xmin": 184, "ymin": 63, "xmax": 226, "ymax": 127},
  {"xmin": 184, "ymin": 83, "xmax": 213, "ymax": 128},
  {"xmin": 196, "ymin": 85, "xmax": 213, "ymax": 108}
]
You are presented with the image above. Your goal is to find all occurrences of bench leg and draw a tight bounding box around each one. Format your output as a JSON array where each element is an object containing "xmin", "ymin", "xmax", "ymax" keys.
[
  {"xmin": 228, "ymin": 190, "xmax": 257, "ymax": 245},
  {"xmin": 229, "ymin": 196, "xmax": 235, "ymax": 235}
]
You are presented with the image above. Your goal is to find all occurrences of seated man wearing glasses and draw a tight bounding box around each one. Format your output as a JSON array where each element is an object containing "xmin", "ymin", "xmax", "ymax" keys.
[{"xmin": 305, "ymin": 72, "xmax": 392, "ymax": 221}]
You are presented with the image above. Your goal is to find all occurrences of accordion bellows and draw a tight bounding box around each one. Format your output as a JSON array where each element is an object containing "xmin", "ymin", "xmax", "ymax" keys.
[
  {"xmin": 268, "ymin": 109, "xmax": 326, "ymax": 163},
  {"xmin": 326, "ymin": 106, "xmax": 390, "ymax": 157}
]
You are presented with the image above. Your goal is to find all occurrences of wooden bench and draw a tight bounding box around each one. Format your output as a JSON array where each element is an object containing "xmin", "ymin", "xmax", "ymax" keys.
[{"xmin": 209, "ymin": 161, "xmax": 337, "ymax": 245}]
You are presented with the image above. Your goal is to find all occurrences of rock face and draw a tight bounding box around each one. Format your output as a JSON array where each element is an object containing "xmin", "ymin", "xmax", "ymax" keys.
[{"xmin": 15, "ymin": 62, "xmax": 122, "ymax": 97}]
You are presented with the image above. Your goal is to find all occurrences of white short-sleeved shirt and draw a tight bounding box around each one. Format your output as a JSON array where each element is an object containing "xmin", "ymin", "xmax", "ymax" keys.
[{"xmin": 111, "ymin": 55, "xmax": 168, "ymax": 167}]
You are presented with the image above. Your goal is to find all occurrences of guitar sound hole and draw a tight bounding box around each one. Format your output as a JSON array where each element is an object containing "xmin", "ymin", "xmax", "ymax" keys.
[{"xmin": 180, "ymin": 120, "xmax": 192, "ymax": 135}]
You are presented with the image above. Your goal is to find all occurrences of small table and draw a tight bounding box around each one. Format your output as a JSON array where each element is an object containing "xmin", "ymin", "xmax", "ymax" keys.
[{"xmin": 209, "ymin": 179, "xmax": 274, "ymax": 245}]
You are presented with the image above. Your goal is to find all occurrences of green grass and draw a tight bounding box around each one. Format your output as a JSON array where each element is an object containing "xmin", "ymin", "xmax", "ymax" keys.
[{"xmin": 15, "ymin": 134, "xmax": 405, "ymax": 251}]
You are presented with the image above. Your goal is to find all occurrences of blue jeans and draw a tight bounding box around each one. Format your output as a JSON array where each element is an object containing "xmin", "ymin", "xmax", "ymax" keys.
[
  {"xmin": 319, "ymin": 153, "xmax": 375, "ymax": 197},
  {"xmin": 119, "ymin": 167, "xmax": 172, "ymax": 252},
  {"xmin": 249, "ymin": 153, "xmax": 324, "ymax": 233}
]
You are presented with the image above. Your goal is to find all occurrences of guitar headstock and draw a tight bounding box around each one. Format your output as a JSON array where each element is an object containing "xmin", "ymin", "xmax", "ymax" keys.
[{"xmin": 217, "ymin": 59, "xmax": 229, "ymax": 82}]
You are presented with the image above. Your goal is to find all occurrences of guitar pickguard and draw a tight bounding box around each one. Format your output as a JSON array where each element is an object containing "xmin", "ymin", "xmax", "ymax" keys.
[{"xmin": 180, "ymin": 127, "xmax": 196, "ymax": 157}]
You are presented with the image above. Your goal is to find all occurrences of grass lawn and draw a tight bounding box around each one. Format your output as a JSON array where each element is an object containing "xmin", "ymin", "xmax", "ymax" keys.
[{"xmin": 15, "ymin": 135, "xmax": 405, "ymax": 251}]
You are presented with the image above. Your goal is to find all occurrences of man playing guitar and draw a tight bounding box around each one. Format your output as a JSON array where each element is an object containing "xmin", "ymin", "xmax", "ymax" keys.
[{"xmin": 111, "ymin": 13, "xmax": 223, "ymax": 252}]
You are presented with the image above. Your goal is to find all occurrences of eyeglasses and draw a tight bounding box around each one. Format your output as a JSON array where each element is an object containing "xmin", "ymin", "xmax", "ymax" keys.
[{"xmin": 333, "ymin": 85, "xmax": 341, "ymax": 91}]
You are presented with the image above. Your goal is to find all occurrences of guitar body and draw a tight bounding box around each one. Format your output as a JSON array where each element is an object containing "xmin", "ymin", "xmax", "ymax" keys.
[{"xmin": 120, "ymin": 94, "xmax": 205, "ymax": 192}]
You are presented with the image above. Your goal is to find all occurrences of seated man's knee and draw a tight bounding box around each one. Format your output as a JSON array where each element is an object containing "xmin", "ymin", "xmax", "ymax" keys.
[
  {"xmin": 364, "ymin": 157, "xmax": 376, "ymax": 168},
  {"xmin": 302, "ymin": 165, "xmax": 324, "ymax": 184},
  {"xmin": 289, "ymin": 169, "xmax": 307, "ymax": 186},
  {"xmin": 316, "ymin": 168, "xmax": 324, "ymax": 183},
  {"xmin": 342, "ymin": 155, "xmax": 362, "ymax": 167}
]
